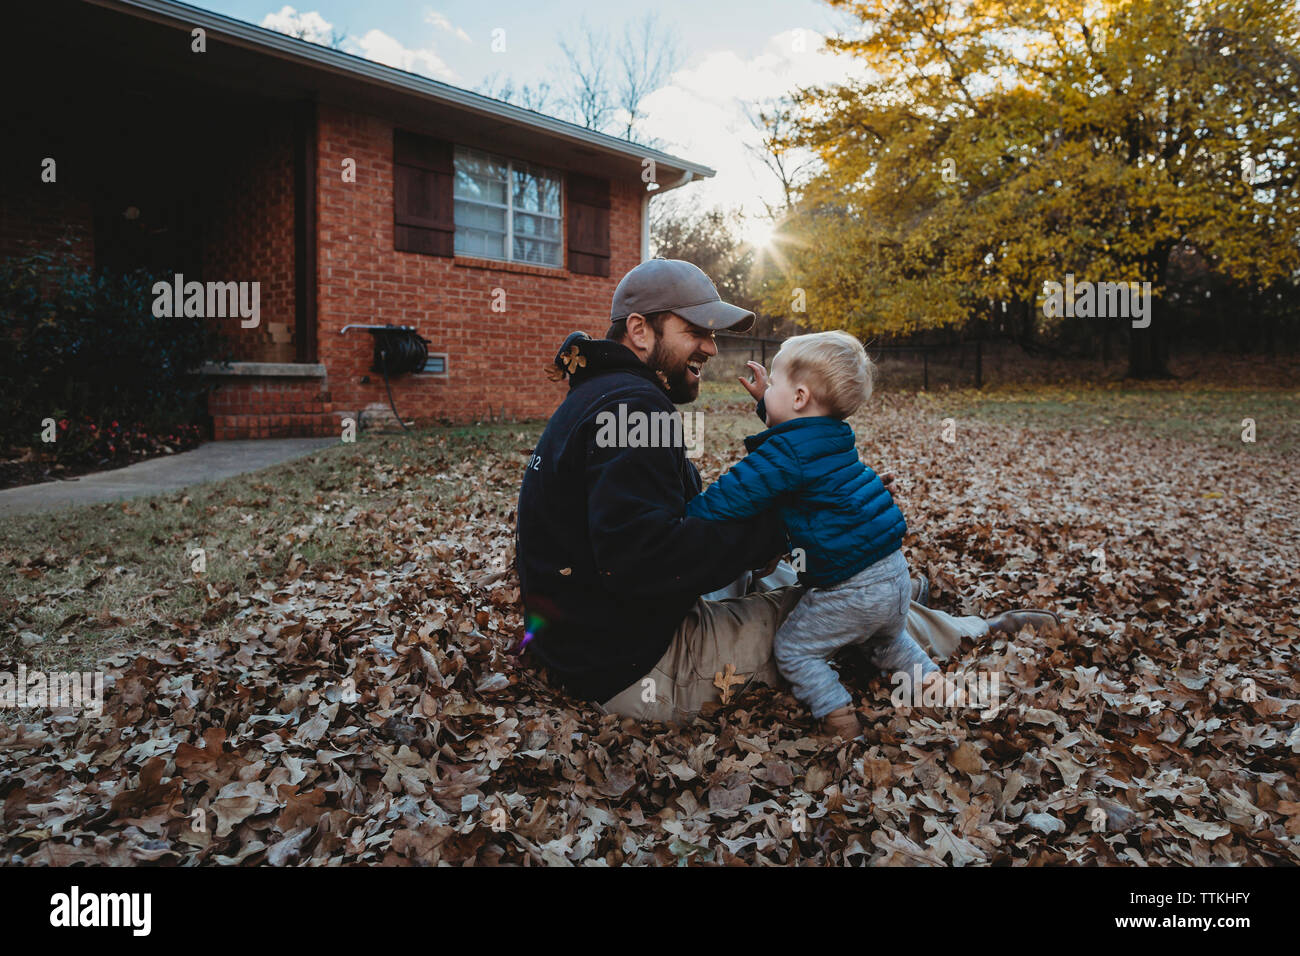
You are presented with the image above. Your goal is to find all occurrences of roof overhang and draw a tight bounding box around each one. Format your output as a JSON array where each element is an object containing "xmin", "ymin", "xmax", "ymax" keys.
[{"xmin": 66, "ymin": 0, "xmax": 714, "ymax": 185}]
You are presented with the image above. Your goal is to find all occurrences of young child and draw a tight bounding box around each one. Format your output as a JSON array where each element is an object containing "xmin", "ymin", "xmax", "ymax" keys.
[{"xmin": 685, "ymin": 331, "xmax": 948, "ymax": 738}]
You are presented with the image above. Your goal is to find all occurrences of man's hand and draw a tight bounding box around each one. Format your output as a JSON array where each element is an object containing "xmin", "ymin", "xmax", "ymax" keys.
[
  {"xmin": 880, "ymin": 472, "xmax": 896, "ymax": 498},
  {"xmin": 737, "ymin": 361, "xmax": 769, "ymax": 402}
]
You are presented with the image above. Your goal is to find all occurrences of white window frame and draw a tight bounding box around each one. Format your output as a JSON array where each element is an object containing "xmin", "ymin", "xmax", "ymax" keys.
[{"xmin": 454, "ymin": 146, "xmax": 563, "ymax": 268}]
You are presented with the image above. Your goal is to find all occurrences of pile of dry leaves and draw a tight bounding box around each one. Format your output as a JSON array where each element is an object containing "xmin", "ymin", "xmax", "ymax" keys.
[{"xmin": 2, "ymin": 399, "xmax": 1297, "ymax": 865}]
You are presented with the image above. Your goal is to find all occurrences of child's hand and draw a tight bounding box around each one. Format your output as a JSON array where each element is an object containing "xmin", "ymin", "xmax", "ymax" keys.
[{"xmin": 738, "ymin": 361, "xmax": 768, "ymax": 401}]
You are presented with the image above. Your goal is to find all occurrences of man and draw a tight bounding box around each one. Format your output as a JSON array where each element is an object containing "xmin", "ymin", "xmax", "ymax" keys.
[{"xmin": 516, "ymin": 258, "xmax": 1054, "ymax": 734}]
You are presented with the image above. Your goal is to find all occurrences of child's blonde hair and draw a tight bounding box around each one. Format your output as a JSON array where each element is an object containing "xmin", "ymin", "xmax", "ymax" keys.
[{"xmin": 774, "ymin": 330, "xmax": 874, "ymax": 419}]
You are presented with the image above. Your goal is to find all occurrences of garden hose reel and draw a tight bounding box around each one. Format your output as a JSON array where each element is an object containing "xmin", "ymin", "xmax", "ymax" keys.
[{"xmin": 339, "ymin": 324, "xmax": 432, "ymax": 430}]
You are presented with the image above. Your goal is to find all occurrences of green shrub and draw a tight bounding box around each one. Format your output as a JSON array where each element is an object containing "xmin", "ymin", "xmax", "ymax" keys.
[{"xmin": 0, "ymin": 241, "xmax": 220, "ymax": 455}]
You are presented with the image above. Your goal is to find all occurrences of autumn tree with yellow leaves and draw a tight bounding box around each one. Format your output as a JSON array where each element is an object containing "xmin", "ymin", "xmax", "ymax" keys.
[{"xmin": 766, "ymin": 0, "xmax": 1300, "ymax": 377}]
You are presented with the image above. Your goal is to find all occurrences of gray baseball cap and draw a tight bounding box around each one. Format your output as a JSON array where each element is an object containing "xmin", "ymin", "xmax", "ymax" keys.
[{"xmin": 610, "ymin": 258, "xmax": 755, "ymax": 333}]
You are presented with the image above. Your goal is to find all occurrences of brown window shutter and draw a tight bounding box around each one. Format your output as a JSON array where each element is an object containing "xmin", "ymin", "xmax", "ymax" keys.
[
  {"xmin": 566, "ymin": 173, "xmax": 610, "ymax": 276},
  {"xmin": 394, "ymin": 129, "xmax": 454, "ymax": 256}
]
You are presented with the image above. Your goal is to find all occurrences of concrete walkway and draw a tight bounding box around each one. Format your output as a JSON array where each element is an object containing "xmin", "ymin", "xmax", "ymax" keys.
[{"xmin": 0, "ymin": 438, "xmax": 337, "ymax": 516}]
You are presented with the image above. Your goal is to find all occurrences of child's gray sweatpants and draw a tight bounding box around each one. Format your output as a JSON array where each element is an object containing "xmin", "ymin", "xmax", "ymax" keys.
[{"xmin": 773, "ymin": 549, "xmax": 938, "ymax": 718}]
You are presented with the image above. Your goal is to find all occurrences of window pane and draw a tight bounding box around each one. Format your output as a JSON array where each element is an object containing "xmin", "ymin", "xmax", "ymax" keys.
[
  {"xmin": 513, "ymin": 210, "xmax": 561, "ymax": 241},
  {"xmin": 456, "ymin": 227, "xmax": 506, "ymax": 259},
  {"xmin": 513, "ymin": 236, "xmax": 561, "ymax": 266},
  {"xmin": 454, "ymin": 200, "xmax": 507, "ymax": 233},
  {"xmin": 454, "ymin": 171, "xmax": 506, "ymax": 206},
  {"xmin": 513, "ymin": 165, "xmax": 561, "ymax": 215},
  {"xmin": 454, "ymin": 148, "xmax": 507, "ymax": 205}
]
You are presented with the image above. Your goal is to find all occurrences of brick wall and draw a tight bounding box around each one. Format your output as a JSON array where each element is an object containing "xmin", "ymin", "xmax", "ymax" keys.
[
  {"xmin": 203, "ymin": 108, "xmax": 298, "ymax": 364},
  {"xmin": 1, "ymin": 104, "xmax": 295, "ymax": 366},
  {"xmin": 315, "ymin": 104, "xmax": 643, "ymax": 425},
  {"xmin": 208, "ymin": 376, "xmax": 334, "ymax": 440},
  {"xmin": 3, "ymin": 98, "xmax": 646, "ymax": 440}
]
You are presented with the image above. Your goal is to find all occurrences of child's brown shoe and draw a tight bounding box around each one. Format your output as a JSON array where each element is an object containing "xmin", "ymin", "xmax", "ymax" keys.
[
  {"xmin": 987, "ymin": 609, "xmax": 1060, "ymax": 636},
  {"xmin": 821, "ymin": 705, "xmax": 862, "ymax": 740}
]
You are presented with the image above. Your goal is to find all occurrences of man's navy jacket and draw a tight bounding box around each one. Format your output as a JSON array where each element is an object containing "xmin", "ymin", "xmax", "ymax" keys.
[{"xmin": 516, "ymin": 333, "xmax": 785, "ymax": 703}]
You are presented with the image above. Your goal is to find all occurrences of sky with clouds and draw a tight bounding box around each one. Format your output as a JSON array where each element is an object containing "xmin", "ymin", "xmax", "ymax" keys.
[{"xmin": 197, "ymin": 1, "xmax": 867, "ymax": 224}]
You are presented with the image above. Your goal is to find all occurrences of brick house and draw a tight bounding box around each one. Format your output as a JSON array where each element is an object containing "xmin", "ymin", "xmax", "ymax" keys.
[{"xmin": 2, "ymin": 0, "xmax": 713, "ymax": 437}]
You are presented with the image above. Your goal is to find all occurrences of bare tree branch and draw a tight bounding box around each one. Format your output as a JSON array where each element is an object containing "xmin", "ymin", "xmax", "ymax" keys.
[
  {"xmin": 615, "ymin": 14, "xmax": 681, "ymax": 142},
  {"xmin": 476, "ymin": 71, "xmax": 555, "ymax": 113},
  {"xmin": 559, "ymin": 21, "xmax": 614, "ymax": 131},
  {"xmin": 743, "ymin": 99, "xmax": 816, "ymax": 213}
]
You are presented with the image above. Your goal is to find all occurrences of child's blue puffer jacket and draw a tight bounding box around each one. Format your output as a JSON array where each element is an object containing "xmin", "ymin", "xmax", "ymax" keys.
[{"xmin": 685, "ymin": 415, "xmax": 905, "ymax": 587}]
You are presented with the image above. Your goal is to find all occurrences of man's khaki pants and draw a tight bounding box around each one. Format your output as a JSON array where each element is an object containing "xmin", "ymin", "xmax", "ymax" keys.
[{"xmin": 599, "ymin": 568, "xmax": 989, "ymax": 723}]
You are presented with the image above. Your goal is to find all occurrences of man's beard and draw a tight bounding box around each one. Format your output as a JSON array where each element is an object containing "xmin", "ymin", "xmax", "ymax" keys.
[{"xmin": 648, "ymin": 339, "xmax": 701, "ymax": 404}]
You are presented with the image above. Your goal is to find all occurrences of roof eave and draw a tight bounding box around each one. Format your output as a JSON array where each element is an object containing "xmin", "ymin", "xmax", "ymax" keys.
[{"xmin": 84, "ymin": 0, "xmax": 715, "ymax": 181}]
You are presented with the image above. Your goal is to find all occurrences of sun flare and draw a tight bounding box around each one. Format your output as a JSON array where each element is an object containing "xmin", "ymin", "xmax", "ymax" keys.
[{"xmin": 741, "ymin": 217, "xmax": 777, "ymax": 250}]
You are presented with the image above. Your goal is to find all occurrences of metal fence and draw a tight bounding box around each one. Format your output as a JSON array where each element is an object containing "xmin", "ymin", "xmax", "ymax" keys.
[{"xmin": 713, "ymin": 333, "xmax": 984, "ymax": 390}]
